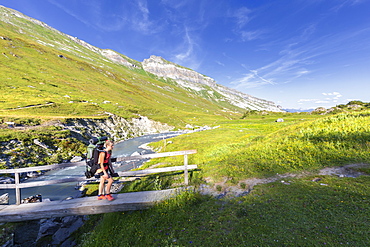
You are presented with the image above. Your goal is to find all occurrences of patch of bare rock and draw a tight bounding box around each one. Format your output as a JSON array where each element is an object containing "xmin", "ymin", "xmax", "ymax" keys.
[{"xmin": 198, "ymin": 163, "xmax": 369, "ymax": 199}]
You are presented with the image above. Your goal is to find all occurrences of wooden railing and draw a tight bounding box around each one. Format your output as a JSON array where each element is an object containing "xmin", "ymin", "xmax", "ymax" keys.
[{"xmin": 0, "ymin": 150, "xmax": 197, "ymax": 205}]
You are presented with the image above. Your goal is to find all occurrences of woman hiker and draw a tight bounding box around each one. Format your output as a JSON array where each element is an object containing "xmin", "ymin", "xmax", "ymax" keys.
[{"xmin": 96, "ymin": 140, "xmax": 115, "ymax": 201}]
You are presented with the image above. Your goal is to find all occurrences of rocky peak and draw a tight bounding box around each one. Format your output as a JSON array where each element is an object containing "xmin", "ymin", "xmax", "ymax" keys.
[
  {"xmin": 142, "ymin": 55, "xmax": 282, "ymax": 112},
  {"xmin": 100, "ymin": 49, "xmax": 137, "ymax": 67},
  {"xmin": 142, "ymin": 55, "xmax": 216, "ymax": 87}
]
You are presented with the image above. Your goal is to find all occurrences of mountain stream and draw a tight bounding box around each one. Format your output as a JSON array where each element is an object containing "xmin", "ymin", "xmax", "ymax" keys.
[{"xmin": 0, "ymin": 132, "xmax": 182, "ymax": 205}]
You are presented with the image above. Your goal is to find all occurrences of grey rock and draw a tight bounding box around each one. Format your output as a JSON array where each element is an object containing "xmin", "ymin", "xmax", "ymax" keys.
[
  {"xmin": 52, "ymin": 217, "xmax": 84, "ymax": 245},
  {"xmin": 37, "ymin": 218, "xmax": 61, "ymax": 241},
  {"xmin": 0, "ymin": 193, "xmax": 9, "ymax": 205}
]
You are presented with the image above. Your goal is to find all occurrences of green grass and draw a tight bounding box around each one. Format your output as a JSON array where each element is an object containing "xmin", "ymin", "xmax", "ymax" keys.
[
  {"xmin": 144, "ymin": 111, "xmax": 370, "ymax": 183},
  {"xmin": 0, "ymin": 11, "xmax": 246, "ymax": 128},
  {"xmin": 72, "ymin": 111, "xmax": 370, "ymax": 246},
  {"xmin": 78, "ymin": 175, "xmax": 370, "ymax": 246}
]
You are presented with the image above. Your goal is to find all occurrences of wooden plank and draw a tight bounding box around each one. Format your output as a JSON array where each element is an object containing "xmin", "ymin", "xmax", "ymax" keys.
[
  {"xmin": 0, "ymin": 161, "xmax": 86, "ymax": 174},
  {"xmin": 0, "ymin": 177, "xmax": 93, "ymax": 189},
  {"xmin": 118, "ymin": 165, "xmax": 197, "ymax": 177},
  {"xmin": 0, "ymin": 165, "xmax": 198, "ymax": 189},
  {"xmin": 0, "ymin": 188, "xmax": 181, "ymax": 222},
  {"xmin": 17, "ymin": 177, "xmax": 90, "ymax": 189},
  {"xmin": 184, "ymin": 154, "xmax": 189, "ymax": 185},
  {"xmin": 0, "ymin": 184, "xmax": 16, "ymax": 189},
  {"xmin": 116, "ymin": 149, "xmax": 197, "ymax": 162},
  {"xmin": 0, "ymin": 150, "xmax": 197, "ymax": 174},
  {"xmin": 15, "ymin": 172, "xmax": 20, "ymax": 205}
]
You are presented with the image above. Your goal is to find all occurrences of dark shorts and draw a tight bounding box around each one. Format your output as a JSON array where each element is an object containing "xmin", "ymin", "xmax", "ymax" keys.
[{"xmin": 94, "ymin": 172, "xmax": 111, "ymax": 179}]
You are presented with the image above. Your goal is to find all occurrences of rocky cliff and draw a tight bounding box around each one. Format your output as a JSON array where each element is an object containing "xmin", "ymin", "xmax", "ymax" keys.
[
  {"xmin": 59, "ymin": 114, "xmax": 173, "ymax": 142},
  {"xmin": 0, "ymin": 115, "xmax": 173, "ymax": 169},
  {"xmin": 142, "ymin": 55, "xmax": 282, "ymax": 112}
]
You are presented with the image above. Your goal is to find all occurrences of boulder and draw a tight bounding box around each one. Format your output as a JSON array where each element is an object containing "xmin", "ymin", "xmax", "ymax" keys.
[
  {"xmin": 21, "ymin": 194, "xmax": 42, "ymax": 204},
  {"xmin": 0, "ymin": 193, "xmax": 9, "ymax": 205},
  {"xmin": 0, "ymin": 177, "xmax": 15, "ymax": 184},
  {"xmin": 275, "ymin": 118, "xmax": 284, "ymax": 122},
  {"xmin": 51, "ymin": 216, "xmax": 85, "ymax": 245},
  {"xmin": 70, "ymin": 156, "xmax": 83, "ymax": 162}
]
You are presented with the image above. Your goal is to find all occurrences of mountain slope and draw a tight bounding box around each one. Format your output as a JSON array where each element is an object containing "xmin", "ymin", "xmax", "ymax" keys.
[
  {"xmin": 142, "ymin": 55, "xmax": 282, "ymax": 112},
  {"xmin": 0, "ymin": 5, "xmax": 281, "ymax": 128}
]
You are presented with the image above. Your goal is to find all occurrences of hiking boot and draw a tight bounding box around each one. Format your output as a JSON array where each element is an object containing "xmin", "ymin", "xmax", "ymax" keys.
[
  {"xmin": 105, "ymin": 194, "xmax": 114, "ymax": 201},
  {"xmin": 97, "ymin": 194, "xmax": 106, "ymax": 200}
]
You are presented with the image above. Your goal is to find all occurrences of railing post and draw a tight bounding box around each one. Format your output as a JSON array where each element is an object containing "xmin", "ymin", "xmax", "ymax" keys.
[
  {"xmin": 184, "ymin": 154, "xmax": 188, "ymax": 185},
  {"xmin": 15, "ymin": 172, "xmax": 21, "ymax": 205}
]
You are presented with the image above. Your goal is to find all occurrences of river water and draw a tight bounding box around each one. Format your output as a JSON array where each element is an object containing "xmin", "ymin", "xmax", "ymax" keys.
[{"xmin": 0, "ymin": 132, "xmax": 183, "ymax": 205}]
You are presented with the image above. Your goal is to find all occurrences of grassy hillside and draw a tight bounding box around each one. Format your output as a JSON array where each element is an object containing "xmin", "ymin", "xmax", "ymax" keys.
[{"xmin": 0, "ymin": 7, "xmax": 244, "ymax": 128}]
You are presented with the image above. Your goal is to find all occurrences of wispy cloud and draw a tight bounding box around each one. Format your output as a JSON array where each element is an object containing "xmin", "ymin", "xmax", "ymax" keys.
[
  {"xmin": 231, "ymin": 15, "xmax": 370, "ymax": 90},
  {"xmin": 229, "ymin": 6, "xmax": 264, "ymax": 42},
  {"xmin": 158, "ymin": 0, "xmax": 214, "ymax": 70},
  {"xmin": 231, "ymin": 50, "xmax": 313, "ymax": 90},
  {"xmin": 232, "ymin": 69, "xmax": 276, "ymax": 89},
  {"xmin": 132, "ymin": 0, "xmax": 157, "ymax": 34},
  {"xmin": 174, "ymin": 27, "xmax": 194, "ymax": 61},
  {"xmin": 239, "ymin": 30, "xmax": 265, "ymax": 42},
  {"xmin": 215, "ymin": 60, "xmax": 225, "ymax": 66},
  {"xmin": 330, "ymin": 0, "xmax": 366, "ymax": 12},
  {"xmin": 172, "ymin": 27, "xmax": 202, "ymax": 70},
  {"xmin": 48, "ymin": 0, "xmax": 93, "ymax": 29},
  {"xmin": 234, "ymin": 7, "xmax": 251, "ymax": 28},
  {"xmin": 49, "ymin": 0, "xmax": 161, "ymax": 34},
  {"xmin": 228, "ymin": 0, "xmax": 370, "ymax": 92},
  {"xmin": 298, "ymin": 92, "xmax": 343, "ymax": 105}
]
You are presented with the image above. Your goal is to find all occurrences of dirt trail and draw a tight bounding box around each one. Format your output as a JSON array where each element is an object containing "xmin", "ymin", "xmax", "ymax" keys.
[{"xmin": 199, "ymin": 163, "xmax": 369, "ymax": 198}]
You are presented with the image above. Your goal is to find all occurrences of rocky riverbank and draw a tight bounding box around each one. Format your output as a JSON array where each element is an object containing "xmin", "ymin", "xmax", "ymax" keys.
[{"xmin": 0, "ymin": 114, "xmax": 173, "ymax": 172}]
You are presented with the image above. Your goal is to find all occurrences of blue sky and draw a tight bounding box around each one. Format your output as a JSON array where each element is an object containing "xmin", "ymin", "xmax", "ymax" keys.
[{"xmin": 1, "ymin": 0, "xmax": 370, "ymax": 109}]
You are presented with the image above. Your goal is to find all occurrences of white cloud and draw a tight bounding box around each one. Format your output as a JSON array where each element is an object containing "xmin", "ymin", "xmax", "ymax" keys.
[
  {"xmin": 232, "ymin": 5, "xmax": 370, "ymax": 92},
  {"xmin": 239, "ymin": 30, "xmax": 264, "ymax": 41},
  {"xmin": 131, "ymin": 0, "xmax": 156, "ymax": 34},
  {"xmin": 298, "ymin": 99, "xmax": 318, "ymax": 103},
  {"xmin": 170, "ymin": 27, "xmax": 203, "ymax": 71},
  {"xmin": 322, "ymin": 92, "xmax": 341, "ymax": 96},
  {"xmin": 231, "ymin": 69, "xmax": 275, "ymax": 89},
  {"xmin": 322, "ymin": 92, "xmax": 343, "ymax": 100},
  {"xmin": 174, "ymin": 27, "xmax": 194, "ymax": 61},
  {"xmin": 215, "ymin": 60, "xmax": 225, "ymax": 66},
  {"xmin": 315, "ymin": 100, "xmax": 330, "ymax": 104},
  {"xmin": 297, "ymin": 91, "xmax": 344, "ymax": 107},
  {"xmin": 233, "ymin": 7, "xmax": 252, "ymax": 29}
]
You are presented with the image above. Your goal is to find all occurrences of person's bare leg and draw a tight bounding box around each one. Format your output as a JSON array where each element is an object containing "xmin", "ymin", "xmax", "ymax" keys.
[
  {"xmin": 99, "ymin": 178, "xmax": 105, "ymax": 195},
  {"xmin": 106, "ymin": 178, "xmax": 114, "ymax": 194}
]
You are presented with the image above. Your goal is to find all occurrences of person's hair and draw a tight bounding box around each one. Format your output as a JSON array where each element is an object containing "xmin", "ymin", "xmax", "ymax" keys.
[{"xmin": 104, "ymin": 140, "xmax": 114, "ymax": 148}]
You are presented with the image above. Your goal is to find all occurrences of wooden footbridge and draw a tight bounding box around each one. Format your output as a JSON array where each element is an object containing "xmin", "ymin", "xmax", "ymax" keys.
[{"xmin": 0, "ymin": 150, "xmax": 197, "ymax": 223}]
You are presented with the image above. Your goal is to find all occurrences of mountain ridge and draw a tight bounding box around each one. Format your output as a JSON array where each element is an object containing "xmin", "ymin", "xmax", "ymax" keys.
[{"xmin": 0, "ymin": 5, "xmax": 282, "ymax": 128}]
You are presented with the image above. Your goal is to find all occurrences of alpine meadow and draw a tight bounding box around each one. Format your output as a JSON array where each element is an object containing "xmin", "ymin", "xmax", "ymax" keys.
[{"xmin": 1, "ymin": 5, "xmax": 370, "ymax": 247}]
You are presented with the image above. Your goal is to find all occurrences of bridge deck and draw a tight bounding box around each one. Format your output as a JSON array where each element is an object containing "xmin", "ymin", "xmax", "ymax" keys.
[{"xmin": 0, "ymin": 188, "xmax": 180, "ymax": 223}]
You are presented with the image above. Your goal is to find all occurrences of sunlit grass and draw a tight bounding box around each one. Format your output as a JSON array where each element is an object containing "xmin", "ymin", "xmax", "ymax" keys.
[
  {"xmin": 79, "ymin": 175, "xmax": 370, "ymax": 246},
  {"xmin": 0, "ymin": 16, "xmax": 245, "ymax": 128},
  {"xmin": 144, "ymin": 111, "xmax": 370, "ymax": 183}
]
